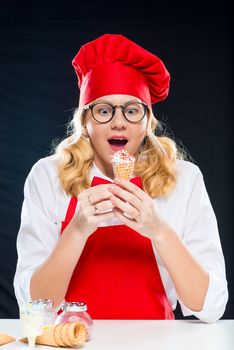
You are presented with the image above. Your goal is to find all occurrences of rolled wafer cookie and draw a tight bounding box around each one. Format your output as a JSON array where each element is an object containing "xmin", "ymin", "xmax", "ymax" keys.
[
  {"xmin": 54, "ymin": 324, "xmax": 66, "ymax": 347},
  {"xmin": 0, "ymin": 333, "xmax": 16, "ymax": 346},
  {"xmin": 20, "ymin": 321, "xmax": 88, "ymax": 347}
]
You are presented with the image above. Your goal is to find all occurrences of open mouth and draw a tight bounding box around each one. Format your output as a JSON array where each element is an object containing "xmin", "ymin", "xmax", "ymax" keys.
[{"xmin": 108, "ymin": 139, "xmax": 128, "ymax": 146}]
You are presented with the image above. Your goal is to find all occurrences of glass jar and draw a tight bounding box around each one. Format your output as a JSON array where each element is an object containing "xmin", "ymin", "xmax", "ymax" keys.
[
  {"xmin": 29, "ymin": 299, "xmax": 56, "ymax": 325},
  {"xmin": 19, "ymin": 299, "xmax": 56, "ymax": 349},
  {"xmin": 55, "ymin": 301, "xmax": 93, "ymax": 339}
]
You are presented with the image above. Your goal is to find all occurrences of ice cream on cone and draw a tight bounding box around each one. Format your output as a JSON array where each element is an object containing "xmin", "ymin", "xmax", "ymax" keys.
[
  {"xmin": 20, "ymin": 321, "xmax": 88, "ymax": 348},
  {"xmin": 111, "ymin": 149, "xmax": 135, "ymax": 180},
  {"xmin": 19, "ymin": 301, "xmax": 44, "ymax": 350}
]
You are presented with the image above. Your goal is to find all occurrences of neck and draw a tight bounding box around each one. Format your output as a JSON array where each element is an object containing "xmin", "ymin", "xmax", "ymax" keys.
[{"xmin": 94, "ymin": 161, "xmax": 114, "ymax": 180}]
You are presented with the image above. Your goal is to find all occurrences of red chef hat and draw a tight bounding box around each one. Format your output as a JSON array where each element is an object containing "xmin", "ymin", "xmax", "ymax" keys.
[{"xmin": 72, "ymin": 34, "xmax": 170, "ymax": 107}]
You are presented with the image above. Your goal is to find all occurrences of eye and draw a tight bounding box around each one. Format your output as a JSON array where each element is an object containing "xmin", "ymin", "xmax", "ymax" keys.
[
  {"xmin": 125, "ymin": 108, "xmax": 138, "ymax": 115},
  {"xmin": 93, "ymin": 103, "xmax": 113, "ymax": 116},
  {"xmin": 124, "ymin": 104, "xmax": 141, "ymax": 115},
  {"xmin": 99, "ymin": 108, "xmax": 111, "ymax": 115}
]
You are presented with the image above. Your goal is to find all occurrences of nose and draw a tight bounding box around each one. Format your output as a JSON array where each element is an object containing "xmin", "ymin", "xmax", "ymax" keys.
[{"xmin": 110, "ymin": 106, "xmax": 127, "ymax": 129}]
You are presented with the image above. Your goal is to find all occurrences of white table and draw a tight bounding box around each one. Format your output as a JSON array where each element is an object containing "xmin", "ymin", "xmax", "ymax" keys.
[{"xmin": 0, "ymin": 319, "xmax": 233, "ymax": 350}]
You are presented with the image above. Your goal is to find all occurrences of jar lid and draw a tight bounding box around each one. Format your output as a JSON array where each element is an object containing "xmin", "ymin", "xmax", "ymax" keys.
[
  {"xmin": 62, "ymin": 301, "xmax": 87, "ymax": 312},
  {"xmin": 29, "ymin": 299, "xmax": 53, "ymax": 306}
]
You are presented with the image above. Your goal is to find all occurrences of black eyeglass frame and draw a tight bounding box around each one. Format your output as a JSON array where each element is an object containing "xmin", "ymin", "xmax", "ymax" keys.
[{"xmin": 83, "ymin": 101, "xmax": 149, "ymax": 124}]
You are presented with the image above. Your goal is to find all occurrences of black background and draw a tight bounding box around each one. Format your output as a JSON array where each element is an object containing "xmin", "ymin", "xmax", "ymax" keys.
[{"xmin": 0, "ymin": 0, "xmax": 233, "ymax": 319}]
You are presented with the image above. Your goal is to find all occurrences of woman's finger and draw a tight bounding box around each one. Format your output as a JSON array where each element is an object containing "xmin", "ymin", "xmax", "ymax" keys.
[
  {"xmin": 113, "ymin": 178, "xmax": 147, "ymax": 201},
  {"xmin": 113, "ymin": 208, "xmax": 140, "ymax": 231},
  {"xmin": 110, "ymin": 194, "xmax": 139, "ymax": 219},
  {"xmin": 79, "ymin": 184, "xmax": 112, "ymax": 206},
  {"xmin": 108, "ymin": 184, "xmax": 145, "ymax": 212},
  {"xmin": 94, "ymin": 210, "xmax": 116, "ymax": 223},
  {"xmin": 88, "ymin": 185, "xmax": 113, "ymax": 205},
  {"xmin": 93, "ymin": 199, "xmax": 114, "ymax": 214}
]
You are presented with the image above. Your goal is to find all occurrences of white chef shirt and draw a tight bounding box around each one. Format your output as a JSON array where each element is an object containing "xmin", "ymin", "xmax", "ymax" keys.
[{"xmin": 13, "ymin": 155, "xmax": 228, "ymax": 323}]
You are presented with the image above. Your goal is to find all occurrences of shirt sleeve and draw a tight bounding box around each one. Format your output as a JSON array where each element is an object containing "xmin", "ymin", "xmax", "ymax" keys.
[
  {"xmin": 178, "ymin": 166, "xmax": 228, "ymax": 323},
  {"xmin": 13, "ymin": 159, "xmax": 61, "ymax": 307}
]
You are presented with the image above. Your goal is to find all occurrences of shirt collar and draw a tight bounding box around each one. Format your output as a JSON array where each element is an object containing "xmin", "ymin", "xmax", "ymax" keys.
[{"xmin": 90, "ymin": 162, "xmax": 113, "ymax": 183}]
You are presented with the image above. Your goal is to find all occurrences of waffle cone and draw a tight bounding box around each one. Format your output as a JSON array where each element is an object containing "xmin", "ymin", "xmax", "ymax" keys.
[
  {"xmin": 0, "ymin": 333, "xmax": 16, "ymax": 346},
  {"xmin": 113, "ymin": 161, "xmax": 134, "ymax": 180},
  {"xmin": 20, "ymin": 322, "xmax": 87, "ymax": 347}
]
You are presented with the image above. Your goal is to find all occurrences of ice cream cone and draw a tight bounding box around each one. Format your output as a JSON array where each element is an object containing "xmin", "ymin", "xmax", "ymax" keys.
[
  {"xmin": 111, "ymin": 149, "xmax": 135, "ymax": 180},
  {"xmin": 112, "ymin": 161, "xmax": 135, "ymax": 179},
  {"xmin": 0, "ymin": 333, "xmax": 16, "ymax": 346},
  {"xmin": 61, "ymin": 322, "xmax": 87, "ymax": 346},
  {"xmin": 20, "ymin": 322, "xmax": 88, "ymax": 347},
  {"xmin": 54, "ymin": 323, "xmax": 73, "ymax": 347}
]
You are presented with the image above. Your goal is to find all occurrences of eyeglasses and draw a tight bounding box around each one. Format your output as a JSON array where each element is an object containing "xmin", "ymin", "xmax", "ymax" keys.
[{"xmin": 84, "ymin": 101, "xmax": 148, "ymax": 124}]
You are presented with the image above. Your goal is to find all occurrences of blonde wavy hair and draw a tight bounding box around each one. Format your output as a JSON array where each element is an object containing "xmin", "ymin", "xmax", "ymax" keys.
[{"xmin": 54, "ymin": 106, "xmax": 187, "ymax": 198}]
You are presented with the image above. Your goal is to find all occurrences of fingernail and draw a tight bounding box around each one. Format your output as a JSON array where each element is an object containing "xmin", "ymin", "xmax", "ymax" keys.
[{"xmin": 109, "ymin": 185, "xmax": 116, "ymax": 191}]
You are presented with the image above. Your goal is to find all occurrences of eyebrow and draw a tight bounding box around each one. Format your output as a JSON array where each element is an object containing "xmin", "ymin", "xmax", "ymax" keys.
[{"xmin": 93, "ymin": 99, "xmax": 141, "ymax": 104}]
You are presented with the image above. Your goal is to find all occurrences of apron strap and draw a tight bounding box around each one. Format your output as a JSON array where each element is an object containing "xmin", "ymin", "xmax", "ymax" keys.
[{"xmin": 61, "ymin": 196, "xmax": 78, "ymax": 233}]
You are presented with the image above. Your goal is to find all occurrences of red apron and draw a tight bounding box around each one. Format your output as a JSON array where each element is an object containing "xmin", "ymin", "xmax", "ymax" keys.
[{"xmin": 61, "ymin": 176, "xmax": 174, "ymax": 320}]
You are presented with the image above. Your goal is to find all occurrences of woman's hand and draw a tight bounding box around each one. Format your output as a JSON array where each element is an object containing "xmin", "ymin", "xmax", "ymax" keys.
[
  {"xmin": 74, "ymin": 184, "xmax": 115, "ymax": 239},
  {"xmin": 108, "ymin": 178, "xmax": 171, "ymax": 241}
]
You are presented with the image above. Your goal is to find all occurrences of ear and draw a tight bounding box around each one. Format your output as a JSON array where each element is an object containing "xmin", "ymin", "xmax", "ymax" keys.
[{"xmin": 82, "ymin": 125, "xmax": 89, "ymax": 138}]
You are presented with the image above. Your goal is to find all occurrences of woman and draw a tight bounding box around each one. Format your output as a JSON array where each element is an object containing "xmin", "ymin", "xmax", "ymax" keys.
[{"xmin": 14, "ymin": 34, "xmax": 228, "ymax": 323}]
